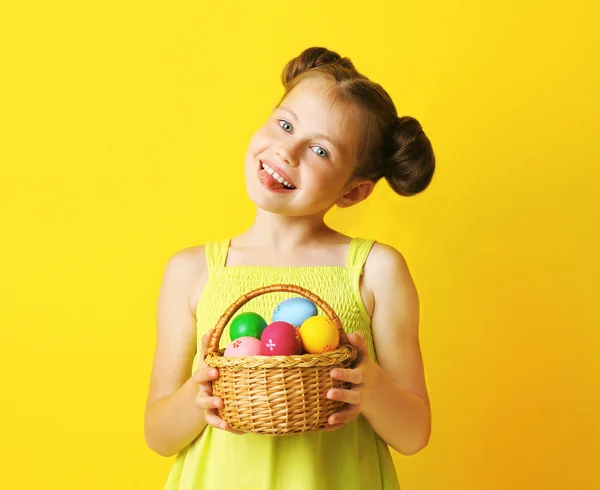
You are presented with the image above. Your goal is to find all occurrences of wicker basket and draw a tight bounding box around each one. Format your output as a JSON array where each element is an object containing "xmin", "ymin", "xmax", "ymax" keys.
[{"xmin": 204, "ymin": 284, "xmax": 357, "ymax": 436}]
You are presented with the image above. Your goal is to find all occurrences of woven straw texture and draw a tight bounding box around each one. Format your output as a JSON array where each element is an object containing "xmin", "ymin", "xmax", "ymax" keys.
[{"xmin": 204, "ymin": 284, "xmax": 357, "ymax": 435}]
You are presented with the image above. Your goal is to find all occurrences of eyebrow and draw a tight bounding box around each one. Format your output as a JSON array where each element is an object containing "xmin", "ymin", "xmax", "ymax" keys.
[{"xmin": 278, "ymin": 106, "xmax": 343, "ymax": 153}]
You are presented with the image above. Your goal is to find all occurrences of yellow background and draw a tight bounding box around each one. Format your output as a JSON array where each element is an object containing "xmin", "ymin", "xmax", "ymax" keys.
[{"xmin": 1, "ymin": 0, "xmax": 599, "ymax": 488}]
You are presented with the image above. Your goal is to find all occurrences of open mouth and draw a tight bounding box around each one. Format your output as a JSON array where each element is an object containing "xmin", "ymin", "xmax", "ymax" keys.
[{"xmin": 258, "ymin": 161, "xmax": 297, "ymax": 190}]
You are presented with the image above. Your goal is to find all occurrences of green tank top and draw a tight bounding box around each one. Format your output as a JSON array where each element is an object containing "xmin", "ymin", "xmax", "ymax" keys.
[{"xmin": 164, "ymin": 237, "xmax": 401, "ymax": 490}]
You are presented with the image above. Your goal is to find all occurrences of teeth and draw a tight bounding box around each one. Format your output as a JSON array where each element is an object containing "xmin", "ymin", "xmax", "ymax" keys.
[{"xmin": 261, "ymin": 162, "xmax": 295, "ymax": 189}]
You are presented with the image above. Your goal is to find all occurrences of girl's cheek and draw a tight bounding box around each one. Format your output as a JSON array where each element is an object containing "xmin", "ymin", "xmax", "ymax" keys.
[
  {"xmin": 248, "ymin": 131, "xmax": 273, "ymax": 154},
  {"xmin": 261, "ymin": 125, "xmax": 279, "ymax": 142}
]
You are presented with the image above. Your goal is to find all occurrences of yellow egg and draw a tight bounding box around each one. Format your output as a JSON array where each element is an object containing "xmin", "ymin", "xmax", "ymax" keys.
[{"xmin": 298, "ymin": 316, "xmax": 340, "ymax": 354}]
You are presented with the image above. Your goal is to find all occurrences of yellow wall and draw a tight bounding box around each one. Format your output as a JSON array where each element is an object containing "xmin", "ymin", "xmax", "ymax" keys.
[{"xmin": 1, "ymin": 1, "xmax": 598, "ymax": 488}]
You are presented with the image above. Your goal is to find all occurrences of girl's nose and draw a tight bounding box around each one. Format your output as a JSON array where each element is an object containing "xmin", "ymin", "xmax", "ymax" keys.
[{"xmin": 275, "ymin": 147, "xmax": 299, "ymax": 167}]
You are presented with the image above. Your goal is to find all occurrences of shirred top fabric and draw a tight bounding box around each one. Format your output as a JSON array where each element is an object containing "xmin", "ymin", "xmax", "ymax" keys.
[{"xmin": 164, "ymin": 237, "xmax": 401, "ymax": 490}]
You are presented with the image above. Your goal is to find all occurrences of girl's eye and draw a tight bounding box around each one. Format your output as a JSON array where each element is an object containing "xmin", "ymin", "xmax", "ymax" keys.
[
  {"xmin": 278, "ymin": 119, "xmax": 330, "ymax": 159},
  {"xmin": 278, "ymin": 120, "xmax": 293, "ymax": 132},
  {"xmin": 312, "ymin": 146, "xmax": 329, "ymax": 158}
]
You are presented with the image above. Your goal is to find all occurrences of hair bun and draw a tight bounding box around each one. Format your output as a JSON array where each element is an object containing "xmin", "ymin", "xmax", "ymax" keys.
[
  {"xmin": 384, "ymin": 116, "xmax": 436, "ymax": 196},
  {"xmin": 275, "ymin": 47, "xmax": 436, "ymax": 198},
  {"xmin": 281, "ymin": 47, "xmax": 356, "ymax": 87}
]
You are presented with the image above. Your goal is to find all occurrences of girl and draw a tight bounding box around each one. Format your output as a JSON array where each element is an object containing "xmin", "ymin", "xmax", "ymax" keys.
[{"xmin": 145, "ymin": 46, "xmax": 435, "ymax": 490}]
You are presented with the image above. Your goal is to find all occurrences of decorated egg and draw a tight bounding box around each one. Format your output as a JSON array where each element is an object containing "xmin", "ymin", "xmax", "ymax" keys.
[
  {"xmin": 229, "ymin": 312, "xmax": 268, "ymax": 341},
  {"xmin": 298, "ymin": 316, "xmax": 340, "ymax": 354},
  {"xmin": 260, "ymin": 321, "xmax": 303, "ymax": 356},
  {"xmin": 272, "ymin": 297, "xmax": 318, "ymax": 327},
  {"xmin": 224, "ymin": 336, "xmax": 262, "ymax": 357}
]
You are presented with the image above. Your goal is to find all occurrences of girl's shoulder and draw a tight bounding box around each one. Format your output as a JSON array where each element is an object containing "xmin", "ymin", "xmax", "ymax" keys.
[
  {"xmin": 365, "ymin": 241, "xmax": 408, "ymax": 268},
  {"xmin": 164, "ymin": 245, "xmax": 209, "ymax": 313},
  {"xmin": 167, "ymin": 244, "xmax": 207, "ymax": 274},
  {"xmin": 362, "ymin": 241, "xmax": 413, "ymax": 296}
]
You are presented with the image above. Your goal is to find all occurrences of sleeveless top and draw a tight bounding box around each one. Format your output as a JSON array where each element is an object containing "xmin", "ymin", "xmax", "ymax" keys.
[{"xmin": 164, "ymin": 237, "xmax": 401, "ymax": 490}]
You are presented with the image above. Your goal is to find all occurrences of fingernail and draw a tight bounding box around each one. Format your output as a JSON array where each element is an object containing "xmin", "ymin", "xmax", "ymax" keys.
[{"xmin": 327, "ymin": 390, "xmax": 334, "ymax": 399}]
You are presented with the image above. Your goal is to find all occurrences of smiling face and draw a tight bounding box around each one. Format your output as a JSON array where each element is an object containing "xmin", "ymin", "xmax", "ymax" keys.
[{"xmin": 244, "ymin": 76, "xmax": 369, "ymax": 217}]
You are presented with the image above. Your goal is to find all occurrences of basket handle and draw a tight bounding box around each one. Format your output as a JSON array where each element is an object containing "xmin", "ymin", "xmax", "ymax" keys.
[{"xmin": 207, "ymin": 284, "xmax": 347, "ymax": 354}]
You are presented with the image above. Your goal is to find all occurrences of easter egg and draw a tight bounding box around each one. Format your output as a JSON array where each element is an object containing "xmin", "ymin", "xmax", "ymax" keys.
[
  {"xmin": 260, "ymin": 321, "xmax": 303, "ymax": 356},
  {"xmin": 229, "ymin": 312, "xmax": 267, "ymax": 341},
  {"xmin": 272, "ymin": 297, "xmax": 318, "ymax": 327},
  {"xmin": 224, "ymin": 336, "xmax": 263, "ymax": 357},
  {"xmin": 298, "ymin": 316, "xmax": 340, "ymax": 354}
]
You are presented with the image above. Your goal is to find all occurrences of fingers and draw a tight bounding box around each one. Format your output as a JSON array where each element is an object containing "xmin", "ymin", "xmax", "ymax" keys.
[
  {"xmin": 346, "ymin": 332, "xmax": 370, "ymax": 364},
  {"xmin": 347, "ymin": 332, "xmax": 364, "ymax": 343},
  {"xmin": 205, "ymin": 409, "xmax": 246, "ymax": 435},
  {"xmin": 195, "ymin": 393, "xmax": 223, "ymax": 410},
  {"xmin": 330, "ymin": 367, "xmax": 364, "ymax": 385},
  {"xmin": 200, "ymin": 328, "xmax": 215, "ymax": 356},
  {"xmin": 192, "ymin": 366, "xmax": 219, "ymax": 384},
  {"xmin": 195, "ymin": 328, "xmax": 245, "ymax": 435},
  {"xmin": 327, "ymin": 404, "xmax": 361, "ymax": 427},
  {"xmin": 205, "ymin": 408, "xmax": 228, "ymax": 430},
  {"xmin": 327, "ymin": 386, "xmax": 362, "ymax": 405},
  {"xmin": 324, "ymin": 380, "xmax": 363, "ymax": 430},
  {"xmin": 194, "ymin": 329, "xmax": 219, "ymax": 385},
  {"xmin": 344, "ymin": 332, "xmax": 365, "ymax": 350}
]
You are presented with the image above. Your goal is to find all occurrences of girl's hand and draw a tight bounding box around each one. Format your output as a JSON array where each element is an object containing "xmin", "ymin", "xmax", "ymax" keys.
[
  {"xmin": 192, "ymin": 329, "xmax": 245, "ymax": 435},
  {"xmin": 325, "ymin": 332, "xmax": 374, "ymax": 431}
]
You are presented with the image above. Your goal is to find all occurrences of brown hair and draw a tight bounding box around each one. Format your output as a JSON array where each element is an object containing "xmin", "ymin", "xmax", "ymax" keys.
[{"xmin": 277, "ymin": 47, "xmax": 435, "ymax": 197}]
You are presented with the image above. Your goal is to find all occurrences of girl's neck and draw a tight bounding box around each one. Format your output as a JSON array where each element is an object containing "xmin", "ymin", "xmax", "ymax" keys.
[{"xmin": 234, "ymin": 209, "xmax": 345, "ymax": 252}]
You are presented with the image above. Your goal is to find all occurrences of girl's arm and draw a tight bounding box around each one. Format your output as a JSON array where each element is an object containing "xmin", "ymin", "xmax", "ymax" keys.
[
  {"xmin": 144, "ymin": 248, "xmax": 209, "ymax": 457},
  {"xmin": 360, "ymin": 243, "xmax": 431, "ymax": 455},
  {"xmin": 326, "ymin": 242, "xmax": 431, "ymax": 454}
]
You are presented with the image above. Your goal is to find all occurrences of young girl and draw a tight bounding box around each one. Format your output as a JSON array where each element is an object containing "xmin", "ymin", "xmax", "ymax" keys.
[{"xmin": 145, "ymin": 46, "xmax": 435, "ymax": 490}]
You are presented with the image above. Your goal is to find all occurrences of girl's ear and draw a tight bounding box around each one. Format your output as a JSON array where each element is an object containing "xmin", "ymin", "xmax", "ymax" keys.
[{"xmin": 336, "ymin": 179, "xmax": 375, "ymax": 208}]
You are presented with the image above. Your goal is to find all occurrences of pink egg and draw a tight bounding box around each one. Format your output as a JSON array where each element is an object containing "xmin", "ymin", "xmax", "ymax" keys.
[
  {"xmin": 224, "ymin": 336, "xmax": 262, "ymax": 357},
  {"xmin": 260, "ymin": 321, "xmax": 303, "ymax": 356}
]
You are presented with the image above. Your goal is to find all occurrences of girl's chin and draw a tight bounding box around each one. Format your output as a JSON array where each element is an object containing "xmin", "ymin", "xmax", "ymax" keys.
[
  {"xmin": 245, "ymin": 190, "xmax": 300, "ymax": 215},
  {"xmin": 248, "ymin": 195, "xmax": 292, "ymax": 213}
]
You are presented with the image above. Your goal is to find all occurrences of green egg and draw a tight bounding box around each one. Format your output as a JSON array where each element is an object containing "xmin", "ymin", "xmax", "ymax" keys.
[{"xmin": 229, "ymin": 312, "xmax": 268, "ymax": 341}]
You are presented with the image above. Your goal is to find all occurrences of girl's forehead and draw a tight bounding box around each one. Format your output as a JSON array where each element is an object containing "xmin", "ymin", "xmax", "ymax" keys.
[
  {"xmin": 280, "ymin": 78, "xmax": 363, "ymax": 156},
  {"xmin": 283, "ymin": 78, "xmax": 344, "ymax": 116}
]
